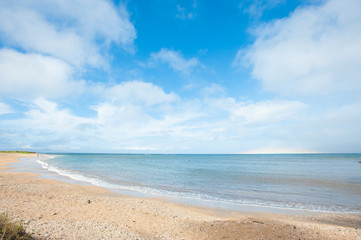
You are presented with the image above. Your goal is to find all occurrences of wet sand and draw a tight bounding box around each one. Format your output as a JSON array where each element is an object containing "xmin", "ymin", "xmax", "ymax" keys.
[{"xmin": 0, "ymin": 153, "xmax": 360, "ymax": 239}]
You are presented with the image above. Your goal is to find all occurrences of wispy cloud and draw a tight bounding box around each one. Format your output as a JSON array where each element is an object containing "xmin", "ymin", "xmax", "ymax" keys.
[
  {"xmin": 0, "ymin": 80, "xmax": 312, "ymax": 153},
  {"xmin": 242, "ymin": 0, "xmax": 285, "ymax": 19},
  {"xmin": 0, "ymin": 102, "xmax": 13, "ymax": 115},
  {"xmin": 149, "ymin": 48, "xmax": 200, "ymax": 75},
  {"xmin": 104, "ymin": 81, "xmax": 178, "ymax": 105},
  {"xmin": 176, "ymin": 0, "xmax": 197, "ymax": 20},
  {"xmin": 176, "ymin": 5, "xmax": 195, "ymax": 20},
  {"xmin": 228, "ymin": 100, "xmax": 306, "ymax": 125},
  {"xmin": 2, "ymin": 78, "xmax": 361, "ymax": 153},
  {"xmin": 235, "ymin": 0, "xmax": 361, "ymax": 96}
]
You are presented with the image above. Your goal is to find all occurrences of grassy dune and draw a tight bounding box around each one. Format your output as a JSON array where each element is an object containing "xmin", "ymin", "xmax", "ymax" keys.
[{"xmin": 0, "ymin": 151, "xmax": 36, "ymax": 154}]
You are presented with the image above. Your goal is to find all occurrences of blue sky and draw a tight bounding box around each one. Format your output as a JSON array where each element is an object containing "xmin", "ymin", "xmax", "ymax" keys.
[{"xmin": 0, "ymin": 0, "xmax": 361, "ymax": 153}]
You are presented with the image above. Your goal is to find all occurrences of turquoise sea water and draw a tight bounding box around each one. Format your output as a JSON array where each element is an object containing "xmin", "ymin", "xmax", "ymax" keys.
[{"xmin": 26, "ymin": 154, "xmax": 361, "ymax": 212}]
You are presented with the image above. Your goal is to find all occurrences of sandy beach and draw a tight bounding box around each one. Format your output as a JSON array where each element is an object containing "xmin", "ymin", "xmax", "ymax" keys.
[{"xmin": 0, "ymin": 153, "xmax": 360, "ymax": 240}]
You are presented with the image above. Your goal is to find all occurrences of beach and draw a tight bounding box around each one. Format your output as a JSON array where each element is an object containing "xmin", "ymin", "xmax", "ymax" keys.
[{"xmin": 0, "ymin": 153, "xmax": 360, "ymax": 240}]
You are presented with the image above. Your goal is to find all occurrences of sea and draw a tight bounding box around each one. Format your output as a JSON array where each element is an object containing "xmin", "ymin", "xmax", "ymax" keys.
[{"xmin": 13, "ymin": 153, "xmax": 361, "ymax": 213}]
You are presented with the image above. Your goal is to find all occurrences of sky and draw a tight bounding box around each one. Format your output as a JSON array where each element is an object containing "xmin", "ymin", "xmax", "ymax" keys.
[{"xmin": 0, "ymin": 0, "xmax": 361, "ymax": 154}]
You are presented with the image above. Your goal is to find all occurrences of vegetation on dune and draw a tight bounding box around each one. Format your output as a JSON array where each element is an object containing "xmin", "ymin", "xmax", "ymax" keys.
[
  {"xmin": 0, "ymin": 212, "xmax": 34, "ymax": 240},
  {"xmin": 0, "ymin": 151, "xmax": 36, "ymax": 154}
]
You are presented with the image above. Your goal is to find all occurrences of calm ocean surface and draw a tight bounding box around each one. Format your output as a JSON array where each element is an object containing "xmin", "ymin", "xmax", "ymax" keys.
[{"xmin": 31, "ymin": 154, "xmax": 361, "ymax": 213}]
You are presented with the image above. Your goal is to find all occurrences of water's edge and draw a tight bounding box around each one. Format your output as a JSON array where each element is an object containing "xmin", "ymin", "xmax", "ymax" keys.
[{"xmin": 9, "ymin": 154, "xmax": 361, "ymax": 215}]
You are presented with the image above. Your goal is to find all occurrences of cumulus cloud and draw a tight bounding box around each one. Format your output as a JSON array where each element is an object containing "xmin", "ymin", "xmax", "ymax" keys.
[
  {"xmin": 0, "ymin": 0, "xmax": 136, "ymax": 100},
  {"xmin": 150, "ymin": 48, "xmax": 200, "ymax": 75},
  {"xmin": 236, "ymin": 0, "xmax": 361, "ymax": 96},
  {"xmin": 0, "ymin": 0, "xmax": 136, "ymax": 67},
  {"xmin": 0, "ymin": 49, "xmax": 83, "ymax": 99}
]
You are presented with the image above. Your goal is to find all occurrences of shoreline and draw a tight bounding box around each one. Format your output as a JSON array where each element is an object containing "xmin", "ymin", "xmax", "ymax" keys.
[
  {"xmin": 12, "ymin": 154, "xmax": 343, "ymax": 215},
  {"xmin": 20, "ymin": 153, "xmax": 360, "ymax": 215},
  {"xmin": 1, "ymin": 153, "xmax": 360, "ymax": 239}
]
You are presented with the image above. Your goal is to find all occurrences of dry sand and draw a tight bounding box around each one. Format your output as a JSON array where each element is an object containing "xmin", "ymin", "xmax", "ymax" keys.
[{"xmin": 0, "ymin": 153, "xmax": 360, "ymax": 240}]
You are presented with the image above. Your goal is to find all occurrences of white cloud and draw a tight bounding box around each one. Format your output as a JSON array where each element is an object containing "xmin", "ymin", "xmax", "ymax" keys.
[
  {"xmin": 229, "ymin": 100, "xmax": 306, "ymax": 124},
  {"xmin": 89, "ymin": 95, "xmax": 309, "ymax": 153},
  {"xmin": 105, "ymin": 81, "xmax": 178, "ymax": 105},
  {"xmin": 1, "ymin": 82, "xmax": 309, "ymax": 152},
  {"xmin": 236, "ymin": 0, "xmax": 361, "ymax": 96},
  {"xmin": 42, "ymin": 0, "xmax": 136, "ymax": 46},
  {"xmin": 0, "ymin": 0, "xmax": 136, "ymax": 67},
  {"xmin": 24, "ymin": 98, "xmax": 93, "ymax": 133},
  {"xmin": 150, "ymin": 48, "xmax": 200, "ymax": 75},
  {"xmin": 0, "ymin": 102, "xmax": 13, "ymax": 115},
  {"xmin": 2, "ymin": 80, "xmax": 361, "ymax": 153},
  {"xmin": 0, "ymin": 7, "xmax": 100, "ymax": 67},
  {"xmin": 0, "ymin": 98, "xmax": 94, "ymax": 150},
  {"xmin": 0, "ymin": 0, "xmax": 137, "ymax": 100},
  {"xmin": 292, "ymin": 100, "xmax": 361, "ymax": 152},
  {"xmin": 0, "ymin": 49, "xmax": 83, "ymax": 99}
]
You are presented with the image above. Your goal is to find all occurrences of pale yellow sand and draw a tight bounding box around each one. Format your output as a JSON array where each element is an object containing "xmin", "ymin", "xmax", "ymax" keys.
[{"xmin": 0, "ymin": 153, "xmax": 360, "ymax": 240}]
